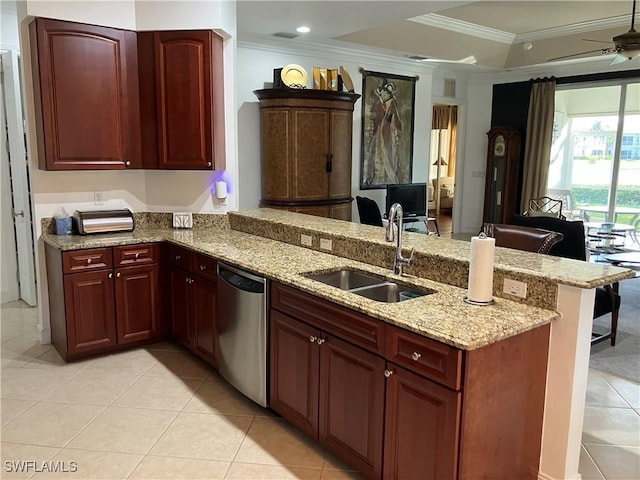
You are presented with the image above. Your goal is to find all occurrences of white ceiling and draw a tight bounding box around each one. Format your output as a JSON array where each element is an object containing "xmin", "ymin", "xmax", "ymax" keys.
[{"xmin": 237, "ymin": 0, "xmax": 640, "ymax": 70}]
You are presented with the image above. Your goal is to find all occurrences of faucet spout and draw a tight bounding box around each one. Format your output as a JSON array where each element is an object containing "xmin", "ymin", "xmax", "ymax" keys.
[{"xmin": 385, "ymin": 203, "xmax": 414, "ymax": 275}]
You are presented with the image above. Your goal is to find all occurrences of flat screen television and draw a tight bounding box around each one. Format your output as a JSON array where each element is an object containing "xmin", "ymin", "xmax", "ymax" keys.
[{"xmin": 385, "ymin": 183, "xmax": 427, "ymax": 218}]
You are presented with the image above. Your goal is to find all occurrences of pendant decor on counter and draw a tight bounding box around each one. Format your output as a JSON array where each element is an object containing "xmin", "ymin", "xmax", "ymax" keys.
[{"xmin": 465, "ymin": 232, "xmax": 496, "ymax": 305}]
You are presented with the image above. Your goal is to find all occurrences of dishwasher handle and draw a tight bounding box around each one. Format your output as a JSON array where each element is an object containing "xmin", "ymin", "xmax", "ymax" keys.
[{"xmin": 217, "ymin": 263, "xmax": 265, "ymax": 294}]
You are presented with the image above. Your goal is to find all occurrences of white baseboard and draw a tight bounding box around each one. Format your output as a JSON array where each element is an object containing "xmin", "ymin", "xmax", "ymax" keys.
[{"xmin": 539, "ymin": 471, "xmax": 582, "ymax": 480}]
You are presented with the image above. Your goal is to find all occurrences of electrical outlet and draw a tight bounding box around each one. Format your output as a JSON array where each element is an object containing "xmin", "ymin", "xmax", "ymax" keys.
[
  {"xmin": 320, "ymin": 238, "xmax": 333, "ymax": 251},
  {"xmin": 503, "ymin": 278, "xmax": 527, "ymax": 298},
  {"xmin": 300, "ymin": 234, "xmax": 312, "ymax": 247},
  {"xmin": 94, "ymin": 191, "xmax": 104, "ymax": 205}
]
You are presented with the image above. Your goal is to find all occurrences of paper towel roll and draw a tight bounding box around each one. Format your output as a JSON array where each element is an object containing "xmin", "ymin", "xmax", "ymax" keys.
[
  {"xmin": 215, "ymin": 181, "xmax": 228, "ymax": 199},
  {"xmin": 467, "ymin": 234, "xmax": 495, "ymax": 304}
]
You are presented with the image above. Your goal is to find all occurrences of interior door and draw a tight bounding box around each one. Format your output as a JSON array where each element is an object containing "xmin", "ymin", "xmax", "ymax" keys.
[{"xmin": 1, "ymin": 51, "xmax": 37, "ymax": 306}]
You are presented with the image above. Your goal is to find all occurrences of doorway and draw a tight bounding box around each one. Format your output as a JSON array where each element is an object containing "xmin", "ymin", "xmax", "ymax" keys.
[
  {"xmin": 1, "ymin": 50, "xmax": 37, "ymax": 306},
  {"xmin": 430, "ymin": 104, "xmax": 458, "ymax": 234}
]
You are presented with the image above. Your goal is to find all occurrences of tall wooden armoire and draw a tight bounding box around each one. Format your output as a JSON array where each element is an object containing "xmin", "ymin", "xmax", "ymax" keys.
[{"xmin": 254, "ymin": 89, "xmax": 360, "ymax": 221}]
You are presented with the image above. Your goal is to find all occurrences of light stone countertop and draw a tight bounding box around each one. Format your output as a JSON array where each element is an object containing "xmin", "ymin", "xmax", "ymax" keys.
[{"xmin": 42, "ymin": 225, "xmax": 559, "ymax": 350}]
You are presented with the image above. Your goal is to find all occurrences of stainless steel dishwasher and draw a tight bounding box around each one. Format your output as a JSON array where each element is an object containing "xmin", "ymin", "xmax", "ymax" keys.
[{"xmin": 216, "ymin": 262, "xmax": 268, "ymax": 407}]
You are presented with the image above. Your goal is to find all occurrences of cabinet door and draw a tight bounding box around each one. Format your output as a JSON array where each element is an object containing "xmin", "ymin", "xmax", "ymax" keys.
[
  {"xmin": 115, "ymin": 264, "xmax": 159, "ymax": 344},
  {"xmin": 319, "ymin": 335, "xmax": 385, "ymax": 479},
  {"xmin": 270, "ymin": 310, "xmax": 320, "ymax": 439},
  {"xmin": 292, "ymin": 109, "xmax": 330, "ymax": 201},
  {"xmin": 31, "ymin": 18, "xmax": 140, "ymax": 170},
  {"xmin": 192, "ymin": 275, "xmax": 217, "ymax": 365},
  {"xmin": 152, "ymin": 30, "xmax": 224, "ymax": 170},
  {"xmin": 328, "ymin": 109, "xmax": 353, "ymax": 200},
  {"xmin": 383, "ymin": 364, "xmax": 460, "ymax": 480},
  {"xmin": 170, "ymin": 267, "xmax": 192, "ymax": 348},
  {"xmin": 63, "ymin": 270, "xmax": 117, "ymax": 355}
]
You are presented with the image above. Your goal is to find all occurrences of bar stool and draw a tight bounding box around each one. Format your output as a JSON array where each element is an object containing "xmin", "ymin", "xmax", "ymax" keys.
[{"xmin": 424, "ymin": 217, "xmax": 440, "ymax": 236}]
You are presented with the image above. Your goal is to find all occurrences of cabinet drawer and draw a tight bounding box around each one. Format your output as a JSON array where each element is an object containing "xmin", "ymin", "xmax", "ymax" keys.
[
  {"xmin": 193, "ymin": 253, "xmax": 217, "ymax": 282},
  {"xmin": 62, "ymin": 248, "xmax": 112, "ymax": 273},
  {"xmin": 386, "ymin": 325, "xmax": 462, "ymax": 391},
  {"xmin": 114, "ymin": 244, "xmax": 159, "ymax": 267},
  {"xmin": 170, "ymin": 245, "xmax": 194, "ymax": 270},
  {"xmin": 271, "ymin": 282, "xmax": 385, "ymax": 355}
]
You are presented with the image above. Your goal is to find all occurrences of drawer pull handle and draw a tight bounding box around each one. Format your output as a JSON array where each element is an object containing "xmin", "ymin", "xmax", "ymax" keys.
[
  {"xmin": 309, "ymin": 336, "xmax": 317, "ymax": 343},
  {"xmin": 384, "ymin": 369, "xmax": 394, "ymax": 378},
  {"xmin": 411, "ymin": 352, "xmax": 421, "ymax": 361},
  {"xmin": 116, "ymin": 272, "xmax": 121, "ymax": 278},
  {"xmin": 134, "ymin": 253, "xmax": 140, "ymax": 259},
  {"xmin": 108, "ymin": 273, "xmax": 113, "ymax": 279},
  {"xmin": 200, "ymin": 265, "xmax": 206, "ymax": 271},
  {"xmin": 316, "ymin": 338, "xmax": 325, "ymax": 345},
  {"xmin": 86, "ymin": 258, "xmax": 92, "ymax": 264}
]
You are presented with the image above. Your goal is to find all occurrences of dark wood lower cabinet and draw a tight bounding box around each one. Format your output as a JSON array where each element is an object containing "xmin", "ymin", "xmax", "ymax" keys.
[
  {"xmin": 46, "ymin": 243, "xmax": 163, "ymax": 360},
  {"xmin": 270, "ymin": 282, "xmax": 550, "ymax": 480},
  {"xmin": 270, "ymin": 310, "xmax": 384, "ymax": 479},
  {"xmin": 63, "ymin": 269, "xmax": 117, "ymax": 355},
  {"xmin": 320, "ymin": 335, "xmax": 385, "ymax": 479},
  {"xmin": 383, "ymin": 363, "xmax": 460, "ymax": 480},
  {"xmin": 169, "ymin": 254, "xmax": 217, "ymax": 366},
  {"xmin": 115, "ymin": 264, "xmax": 160, "ymax": 344}
]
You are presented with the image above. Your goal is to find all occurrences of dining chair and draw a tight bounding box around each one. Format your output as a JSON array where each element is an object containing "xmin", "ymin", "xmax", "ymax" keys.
[
  {"xmin": 524, "ymin": 196, "xmax": 566, "ymax": 220},
  {"xmin": 510, "ymin": 214, "xmax": 622, "ymax": 346},
  {"xmin": 356, "ymin": 196, "xmax": 383, "ymax": 227},
  {"xmin": 483, "ymin": 223, "xmax": 564, "ymax": 254}
]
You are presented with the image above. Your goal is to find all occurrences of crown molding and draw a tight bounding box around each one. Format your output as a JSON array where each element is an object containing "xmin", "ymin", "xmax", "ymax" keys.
[
  {"xmin": 515, "ymin": 14, "xmax": 634, "ymax": 42},
  {"xmin": 409, "ymin": 13, "xmax": 515, "ymax": 44},
  {"xmin": 238, "ymin": 36, "xmax": 439, "ymax": 74},
  {"xmin": 409, "ymin": 12, "xmax": 635, "ymax": 46}
]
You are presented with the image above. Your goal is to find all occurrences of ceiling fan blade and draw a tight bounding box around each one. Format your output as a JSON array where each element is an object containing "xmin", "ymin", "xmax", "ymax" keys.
[
  {"xmin": 581, "ymin": 38, "xmax": 611, "ymax": 44},
  {"xmin": 547, "ymin": 48, "xmax": 609, "ymax": 62}
]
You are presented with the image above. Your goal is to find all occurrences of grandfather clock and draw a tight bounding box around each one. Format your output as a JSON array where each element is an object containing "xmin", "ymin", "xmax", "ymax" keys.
[{"xmin": 483, "ymin": 126, "xmax": 521, "ymax": 224}]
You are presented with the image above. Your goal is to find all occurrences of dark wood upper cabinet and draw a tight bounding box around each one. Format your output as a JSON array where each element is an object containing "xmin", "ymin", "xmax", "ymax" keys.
[
  {"xmin": 138, "ymin": 30, "xmax": 225, "ymax": 170},
  {"xmin": 30, "ymin": 18, "xmax": 141, "ymax": 170},
  {"xmin": 30, "ymin": 18, "xmax": 225, "ymax": 171}
]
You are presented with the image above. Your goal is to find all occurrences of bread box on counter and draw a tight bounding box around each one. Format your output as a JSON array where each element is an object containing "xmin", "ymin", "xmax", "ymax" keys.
[{"xmin": 72, "ymin": 209, "xmax": 135, "ymax": 235}]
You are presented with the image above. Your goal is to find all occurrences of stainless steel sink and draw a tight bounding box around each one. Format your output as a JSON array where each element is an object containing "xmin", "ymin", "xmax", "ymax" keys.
[
  {"xmin": 351, "ymin": 282, "xmax": 434, "ymax": 303},
  {"xmin": 305, "ymin": 269, "xmax": 383, "ymax": 290},
  {"xmin": 304, "ymin": 269, "xmax": 435, "ymax": 303}
]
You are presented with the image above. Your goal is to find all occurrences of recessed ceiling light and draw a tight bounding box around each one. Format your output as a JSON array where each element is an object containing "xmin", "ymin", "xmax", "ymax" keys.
[{"xmin": 296, "ymin": 26, "xmax": 310, "ymax": 34}]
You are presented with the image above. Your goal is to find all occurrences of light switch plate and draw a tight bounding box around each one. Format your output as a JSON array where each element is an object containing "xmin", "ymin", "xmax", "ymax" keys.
[
  {"xmin": 172, "ymin": 212, "xmax": 193, "ymax": 229},
  {"xmin": 301, "ymin": 234, "xmax": 312, "ymax": 247},
  {"xmin": 503, "ymin": 278, "xmax": 527, "ymax": 298},
  {"xmin": 320, "ymin": 238, "xmax": 333, "ymax": 251}
]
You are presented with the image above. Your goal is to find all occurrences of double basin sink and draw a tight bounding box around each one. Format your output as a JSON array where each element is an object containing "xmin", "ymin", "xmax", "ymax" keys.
[{"xmin": 305, "ymin": 269, "xmax": 435, "ymax": 303}]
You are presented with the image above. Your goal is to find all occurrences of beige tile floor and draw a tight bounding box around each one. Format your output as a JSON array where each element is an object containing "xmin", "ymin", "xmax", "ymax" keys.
[{"xmin": 1, "ymin": 300, "xmax": 638, "ymax": 479}]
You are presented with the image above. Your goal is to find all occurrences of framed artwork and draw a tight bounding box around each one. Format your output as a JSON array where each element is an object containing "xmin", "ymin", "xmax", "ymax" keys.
[{"xmin": 359, "ymin": 70, "xmax": 416, "ymax": 189}]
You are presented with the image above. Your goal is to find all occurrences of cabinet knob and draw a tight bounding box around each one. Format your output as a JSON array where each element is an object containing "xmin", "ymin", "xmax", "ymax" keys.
[
  {"xmin": 309, "ymin": 336, "xmax": 317, "ymax": 343},
  {"xmin": 316, "ymin": 338, "xmax": 325, "ymax": 345},
  {"xmin": 207, "ymin": 162, "xmax": 212, "ymax": 167},
  {"xmin": 175, "ymin": 255, "xmax": 181, "ymax": 260},
  {"xmin": 86, "ymin": 258, "xmax": 92, "ymax": 264},
  {"xmin": 384, "ymin": 369, "xmax": 395, "ymax": 378},
  {"xmin": 411, "ymin": 352, "xmax": 421, "ymax": 361},
  {"xmin": 186, "ymin": 277, "xmax": 190, "ymax": 284},
  {"xmin": 108, "ymin": 272, "xmax": 113, "ymax": 279},
  {"xmin": 116, "ymin": 272, "xmax": 121, "ymax": 278},
  {"xmin": 125, "ymin": 160, "xmax": 131, "ymax": 166},
  {"xmin": 200, "ymin": 265, "xmax": 206, "ymax": 271},
  {"xmin": 134, "ymin": 253, "xmax": 140, "ymax": 259}
]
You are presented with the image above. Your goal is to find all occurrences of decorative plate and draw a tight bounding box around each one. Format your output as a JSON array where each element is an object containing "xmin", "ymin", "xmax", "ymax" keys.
[
  {"xmin": 281, "ymin": 64, "xmax": 308, "ymax": 88},
  {"xmin": 339, "ymin": 65, "xmax": 355, "ymax": 92}
]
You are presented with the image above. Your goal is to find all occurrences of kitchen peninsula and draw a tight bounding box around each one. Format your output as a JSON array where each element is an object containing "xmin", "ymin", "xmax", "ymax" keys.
[{"xmin": 42, "ymin": 209, "xmax": 633, "ymax": 480}]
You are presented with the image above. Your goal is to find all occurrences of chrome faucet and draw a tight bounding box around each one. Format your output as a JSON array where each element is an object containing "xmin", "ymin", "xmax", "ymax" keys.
[{"xmin": 385, "ymin": 203, "xmax": 414, "ymax": 276}]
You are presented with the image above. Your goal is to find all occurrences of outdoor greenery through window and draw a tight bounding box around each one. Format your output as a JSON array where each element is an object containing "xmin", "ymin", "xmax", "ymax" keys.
[{"xmin": 547, "ymin": 81, "xmax": 640, "ymax": 246}]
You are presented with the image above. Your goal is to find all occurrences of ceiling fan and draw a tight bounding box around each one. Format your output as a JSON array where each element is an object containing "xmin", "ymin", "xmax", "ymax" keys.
[{"xmin": 549, "ymin": 0, "xmax": 640, "ymax": 64}]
